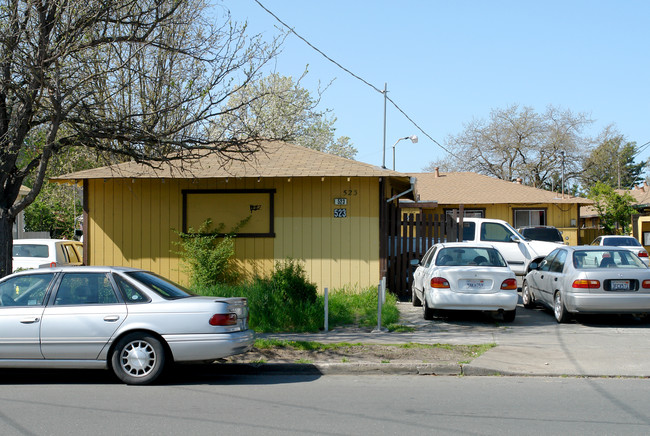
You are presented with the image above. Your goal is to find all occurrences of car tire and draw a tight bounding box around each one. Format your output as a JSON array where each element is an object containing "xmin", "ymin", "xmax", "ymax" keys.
[
  {"xmin": 502, "ymin": 309, "xmax": 516, "ymax": 323},
  {"xmin": 522, "ymin": 281, "xmax": 535, "ymax": 309},
  {"xmin": 111, "ymin": 333, "xmax": 167, "ymax": 385},
  {"xmin": 423, "ymin": 299, "xmax": 434, "ymax": 320},
  {"xmin": 412, "ymin": 285, "xmax": 422, "ymax": 307},
  {"xmin": 554, "ymin": 291, "xmax": 570, "ymax": 324}
]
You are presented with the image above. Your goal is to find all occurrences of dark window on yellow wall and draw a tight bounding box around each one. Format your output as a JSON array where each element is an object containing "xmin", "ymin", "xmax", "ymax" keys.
[{"xmin": 182, "ymin": 189, "xmax": 276, "ymax": 237}]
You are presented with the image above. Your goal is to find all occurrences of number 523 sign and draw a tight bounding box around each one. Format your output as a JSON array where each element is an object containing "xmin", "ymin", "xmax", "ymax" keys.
[{"xmin": 333, "ymin": 208, "xmax": 347, "ymax": 218}]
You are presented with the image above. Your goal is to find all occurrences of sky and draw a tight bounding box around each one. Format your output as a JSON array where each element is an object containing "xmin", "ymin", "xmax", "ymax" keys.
[{"xmin": 222, "ymin": 0, "xmax": 650, "ymax": 174}]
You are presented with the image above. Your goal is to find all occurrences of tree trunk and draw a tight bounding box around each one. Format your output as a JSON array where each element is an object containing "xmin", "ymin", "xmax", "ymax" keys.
[{"xmin": 0, "ymin": 210, "xmax": 15, "ymax": 278}]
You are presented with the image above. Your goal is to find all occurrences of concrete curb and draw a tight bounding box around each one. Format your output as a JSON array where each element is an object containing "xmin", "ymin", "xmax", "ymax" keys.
[
  {"xmin": 216, "ymin": 362, "xmax": 650, "ymax": 378},
  {"xmin": 217, "ymin": 362, "xmax": 462, "ymax": 376}
]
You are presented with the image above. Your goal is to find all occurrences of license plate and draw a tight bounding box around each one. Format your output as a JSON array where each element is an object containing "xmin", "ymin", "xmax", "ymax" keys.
[
  {"xmin": 464, "ymin": 279, "xmax": 487, "ymax": 289},
  {"xmin": 610, "ymin": 280, "xmax": 630, "ymax": 291}
]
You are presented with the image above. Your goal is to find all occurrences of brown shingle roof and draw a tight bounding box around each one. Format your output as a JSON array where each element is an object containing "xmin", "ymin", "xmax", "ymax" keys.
[
  {"xmin": 409, "ymin": 171, "xmax": 592, "ymax": 204},
  {"xmin": 53, "ymin": 141, "xmax": 406, "ymax": 181}
]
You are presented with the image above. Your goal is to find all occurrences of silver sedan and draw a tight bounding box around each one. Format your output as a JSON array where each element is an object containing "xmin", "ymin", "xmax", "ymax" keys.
[
  {"xmin": 523, "ymin": 246, "xmax": 650, "ymax": 323},
  {"xmin": 411, "ymin": 243, "xmax": 518, "ymax": 322},
  {"xmin": 0, "ymin": 266, "xmax": 254, "ymax": 384}
]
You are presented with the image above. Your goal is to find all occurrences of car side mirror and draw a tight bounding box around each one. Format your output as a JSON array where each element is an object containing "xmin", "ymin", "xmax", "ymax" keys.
[
  {"xmin": 510, "ymin": 235, "xmax": 520, "ymax": 243},
  {"xmin": 529, "ymin": 261, "xmax": 539, "ymax": 271}
]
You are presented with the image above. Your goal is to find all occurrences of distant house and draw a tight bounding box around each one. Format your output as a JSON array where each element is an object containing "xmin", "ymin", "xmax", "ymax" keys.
[
  {"xmin": 52, "ymin": 141, "xmax": 415, "ymax": 292},
  {"xmin": 403, "ymin": 169, "xmax": 592, "ymax": 245}
]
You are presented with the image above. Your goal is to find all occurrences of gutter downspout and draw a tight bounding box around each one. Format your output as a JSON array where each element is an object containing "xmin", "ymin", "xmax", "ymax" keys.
[{"xmin": 386, "ymin": 177, "xmax": 417, "ymax": 203}]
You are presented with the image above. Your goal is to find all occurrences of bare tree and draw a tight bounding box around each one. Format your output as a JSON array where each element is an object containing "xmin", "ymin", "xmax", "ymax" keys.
[
  {"xmin": 424, "ymin": 105, "xmax": 593, "ymax": 187},
  {"xmin": 0, "ymin": 0, "xmax": 284, "ymax": 277},
  {"xmin": 213, "ymin": 72, "xmax": 357, "ymax": 159}
]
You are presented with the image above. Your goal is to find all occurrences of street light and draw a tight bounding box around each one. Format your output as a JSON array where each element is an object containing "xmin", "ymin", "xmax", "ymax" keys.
[{"xmin": 392, "ymin": 135, "xmax": 418, "ymax": 170}]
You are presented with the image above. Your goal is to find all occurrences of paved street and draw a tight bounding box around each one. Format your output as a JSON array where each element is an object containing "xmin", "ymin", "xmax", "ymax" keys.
[{"xmin": 1, "ymin": 375, "xmax": 650, "ymax": 435}]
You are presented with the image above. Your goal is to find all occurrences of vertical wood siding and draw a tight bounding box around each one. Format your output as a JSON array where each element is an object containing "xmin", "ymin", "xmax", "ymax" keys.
[{"xmin": 87, "ymin": 176, "xmax": 380, "ymax": 292}]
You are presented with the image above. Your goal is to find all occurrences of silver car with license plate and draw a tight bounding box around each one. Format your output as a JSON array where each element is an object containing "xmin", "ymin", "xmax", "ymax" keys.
[
  {"xmin": 523, "ymin": 246, "xmax": 650, "ymax": 323},
  {"xmin": 0, "ymin": 266, "xmax": 254, "ymax": 384},
  {"xmin": 411, "ymin": 243, "xmax": 518, "ymax": 322}
]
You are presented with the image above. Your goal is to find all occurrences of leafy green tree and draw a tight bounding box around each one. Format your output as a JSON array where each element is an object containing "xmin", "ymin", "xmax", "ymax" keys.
[
  {"xmin": 588, "ymin": 182, "xmax": 637, "ymax": 235},
  {"xmin": 424, "ymin": 104, "xmax": 592, "ymax": 188},
  {"xmin": 214, "ymin": 73, "xmax": 357, "ymax": 158},
  {"xmin": 581, "ymin": 131, "xmax": 646, "ymax": 189},
  {"xmin": 0, "ymin": 0, "xmax": 285, "ymax": 277}
]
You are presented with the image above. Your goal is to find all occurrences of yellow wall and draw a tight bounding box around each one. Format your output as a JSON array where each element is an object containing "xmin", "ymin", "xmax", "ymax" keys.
[
  {"xmin": 636, "ymin": 216, "xmax": 650, "ymax": 251},
  {"xmin": 86, "ymin": 177, "xmax": 380, "ymax": 292}
]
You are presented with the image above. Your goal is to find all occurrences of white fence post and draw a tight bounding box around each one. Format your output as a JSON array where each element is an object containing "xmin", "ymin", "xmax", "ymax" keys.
[
  {"xmin": 324, "ymin": 287, "xmax": 329, "ymax": 332},
  {"xmin": 372, "ymin": 279, "xmax": 386, "ymax": 333}
]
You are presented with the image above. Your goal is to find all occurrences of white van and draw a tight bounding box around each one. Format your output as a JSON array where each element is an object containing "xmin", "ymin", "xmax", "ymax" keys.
[{"xmin": 12, "ymin": 239, "xmax": 83, "ymax": 272}]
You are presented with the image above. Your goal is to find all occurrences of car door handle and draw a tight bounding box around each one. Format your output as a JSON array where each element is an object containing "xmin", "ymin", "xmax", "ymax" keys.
[
  {"xmin": 104, "ymin": 315, "xmax": 121, "ymax": 322},
  {"xmin": 20, "ymin": 317, "xmax": 40, "ymax": 324}
]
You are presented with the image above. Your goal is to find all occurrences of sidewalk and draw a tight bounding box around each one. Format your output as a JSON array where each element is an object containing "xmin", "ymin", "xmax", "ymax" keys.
[{"xmin": 224, "ymin": 302, "xmax": 650, "ymax": 377}]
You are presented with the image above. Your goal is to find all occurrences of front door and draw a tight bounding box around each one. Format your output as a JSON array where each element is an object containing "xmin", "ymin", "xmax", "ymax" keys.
[
  {"xmin": 0, "ymin": 272, "xmax": 55, "ymax": 359},
  {"xmin": 40, "ymin": 272, "xmax": 127, "ymax": 360}
]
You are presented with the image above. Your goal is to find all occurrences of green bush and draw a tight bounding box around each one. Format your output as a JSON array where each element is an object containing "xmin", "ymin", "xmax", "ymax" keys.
[
  {"xmin": 173, "ymin": 218, "xmax": 249, "ymax": 288},
  {"xmin": 194, "ymin": 273, "xmax": 399, "ymax": 333}
]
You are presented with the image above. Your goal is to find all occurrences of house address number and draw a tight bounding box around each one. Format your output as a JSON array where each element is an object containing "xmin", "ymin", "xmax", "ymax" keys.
[
  {"xmin": 333, "ymin": 208, "xmax": 347, "ymax": 218},
  {"xmin": 334, "ymin": 198, "xmax": 347, "ymax": 205}
]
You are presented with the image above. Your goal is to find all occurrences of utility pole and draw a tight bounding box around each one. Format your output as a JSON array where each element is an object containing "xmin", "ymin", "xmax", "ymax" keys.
[
  {"xmin": 381, "ymin": 83, "xmax": 387, "ymax": 169},
  {"xmin": 560, "ymin": 150, "xmax": 564, "ymax": 198}
]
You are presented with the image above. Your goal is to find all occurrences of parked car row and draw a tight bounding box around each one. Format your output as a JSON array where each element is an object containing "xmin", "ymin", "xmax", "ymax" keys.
[
  {"xmin": 412, "ymin": 239, "xmax": 650, "ymax": 325},
  {"xmin": 0, "ymin": 266, "xmax": 254, "ymax": 385}
]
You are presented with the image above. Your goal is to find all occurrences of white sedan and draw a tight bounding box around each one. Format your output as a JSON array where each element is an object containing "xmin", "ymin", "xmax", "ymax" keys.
[
  {"xmin": 411, "ymin": 243, "xmax": 518, "ymax": 322},
  {"xmin": 590, "ymin": 235, "xmax": 649, "ymax": 266},
  {"xmin": 0, "ymin": 266, "xmax": 254, "ymax": 384}
]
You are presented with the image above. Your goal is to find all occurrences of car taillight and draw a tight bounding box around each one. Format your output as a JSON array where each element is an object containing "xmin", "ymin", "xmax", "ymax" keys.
[
  {"xmin": 638, "ymin": 251, "xmax": 648, "ymax": 258},
  {"xmin": 572, "ymin": 279, "xmax": 600, "ymax": 289},
  {"xmin": 642, "ymin": 280, "xmax": 650, "ymax": 289},
  {"xmin": 431, "ymin": 277, "xmax": 450, "ymax": 288},
  {"xmin": 209, "ymin": 313, "xmax": 237, "ymax": 326},
  {"xmin": 501, "ymin": 278, "xmax": 517, "ymax": 290}
]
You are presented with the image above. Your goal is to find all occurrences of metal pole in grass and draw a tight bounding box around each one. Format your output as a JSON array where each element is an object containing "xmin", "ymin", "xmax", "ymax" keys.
[
  {"xmin": 324, "ymin": 287, "xmax": 329, "ymax": 332},
  {"xmin": 372, "ymin": 279, "xmax": 387, "ymax": 333}
]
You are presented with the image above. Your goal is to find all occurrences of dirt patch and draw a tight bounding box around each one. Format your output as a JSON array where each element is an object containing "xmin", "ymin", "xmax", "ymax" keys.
[{"xmin": 224, "ymin": 343, "xmax": 483, "ymax": 365}]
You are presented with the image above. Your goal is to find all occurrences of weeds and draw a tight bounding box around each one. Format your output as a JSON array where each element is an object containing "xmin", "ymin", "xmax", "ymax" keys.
[{"xmin": 193, "ymin": 261, "xmax": 400, "ymax": 333}]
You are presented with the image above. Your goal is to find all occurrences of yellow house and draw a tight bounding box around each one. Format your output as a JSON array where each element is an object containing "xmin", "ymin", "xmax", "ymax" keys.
[
  {"xmin": 52, "ymin": 141, "xmax": 414, "ymax": 292},
  {"xmin": 403, "ymin": 170, "xmax": 592, "ymax": 245}
]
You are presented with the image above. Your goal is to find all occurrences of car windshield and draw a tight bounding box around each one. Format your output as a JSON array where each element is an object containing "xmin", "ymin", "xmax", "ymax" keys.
[
  {"xmin": 13, "ymin": 244, "xmax": 49, "ymax": 258},
  {"xmin": 573, "ymin": 250, "xmax": 646, "ymax": 269},
  {"xmin": 436, "ymin": 247, "xmax": 507, "ymax": 267},
  {"xmin": 602, "ymin": 237, "xmax": 641, "ymax": 247},
  {"xmin": 124, "ymin": 271, "xmax": 194, "ymax": 299}
]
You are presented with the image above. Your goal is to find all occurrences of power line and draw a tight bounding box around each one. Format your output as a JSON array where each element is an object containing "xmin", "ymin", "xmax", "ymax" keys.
[{"xmin": 252, "ymin": 0, "xmax": 457, "ymax": 159}]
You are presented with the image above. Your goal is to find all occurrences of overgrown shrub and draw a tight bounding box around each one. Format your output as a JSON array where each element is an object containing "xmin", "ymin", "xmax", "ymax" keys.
[
  {"xmin": 267, "ymin": 259, "xmax": 318, "ymax": 305},
  {"xmin": 173, "ymin": 218, "xmax": 249, "ymax": 288}
]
